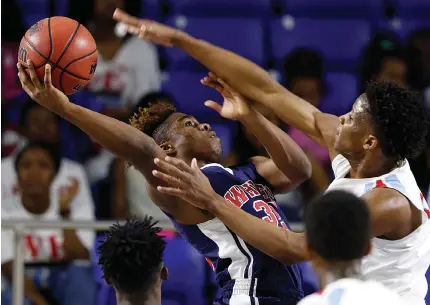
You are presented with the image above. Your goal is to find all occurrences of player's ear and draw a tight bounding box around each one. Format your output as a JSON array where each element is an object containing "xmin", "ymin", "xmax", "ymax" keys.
[
  {"xmin": 363, "ymin": 134, "xmax": 377, "ymax": 151},
  {"xmin": 159, "ymin": 141, "xmax": 176, "ymax": 156},
  {"xmin": 161, "ymin": 266, "xmax": 168, "ymax": 281}
]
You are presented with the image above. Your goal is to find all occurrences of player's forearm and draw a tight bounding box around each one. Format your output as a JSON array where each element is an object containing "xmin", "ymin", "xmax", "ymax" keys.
[
  {"xmin": 55, "ymin": 102, "xmax": 162, "ymax": 170},
  {"xmin": 173, "ymin": 32, "xmax": 323, "ymax": 140},
  {"xmin": 208, "ymin": 195, "xmax": 308, "ymax": 264},
  {"xmin": 241, "ymin": 110, "xmax": 312, "ymax": 185}
]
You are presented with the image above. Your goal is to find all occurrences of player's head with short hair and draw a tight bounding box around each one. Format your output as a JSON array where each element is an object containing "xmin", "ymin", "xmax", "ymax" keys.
[
  {"xmin": 20, "ymin": 100, "xmax": 60, "ymax": 143},
  {"xmin": 98, "ymin": 217, "xmax": 167, "ymax": 305},
  {"xmin": 305, "ymin": 190, "xmax": 371, "ymax": 267},
  {"xmin": 129, "ymin": 100, "xmax": 222, "ymax": 165},
  {"xmin": 334, "ymin": 81, "xmax": 428, "ymax": 164}
]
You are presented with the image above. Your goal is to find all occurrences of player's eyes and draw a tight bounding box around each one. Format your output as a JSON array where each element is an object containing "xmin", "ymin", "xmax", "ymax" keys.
[{"xmin": 185, "ymin": 121, "xmax": 193, "ymax": 127}]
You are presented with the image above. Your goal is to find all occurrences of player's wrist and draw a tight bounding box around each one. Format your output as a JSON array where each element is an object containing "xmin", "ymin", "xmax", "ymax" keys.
[{"xmin": 206, "ymin": 194, "xmax": 228, "ymax": 215}]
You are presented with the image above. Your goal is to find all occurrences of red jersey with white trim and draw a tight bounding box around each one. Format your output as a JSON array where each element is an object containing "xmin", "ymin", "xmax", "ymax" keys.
[
  {"xmin": 327, "ymin": 155, "xmax": 430, "ymax": 305},
  {"xmin": 298, "ymin": 278, "xmax": 405, "ymax": 305}
]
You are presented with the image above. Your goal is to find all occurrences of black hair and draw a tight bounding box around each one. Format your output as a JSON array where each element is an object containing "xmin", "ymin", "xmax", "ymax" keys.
[
  {"xmin": 305, "ymin": 190, "xmax": 370, "ymax": 261},
  {"xmin": 14, "ymin": 141, "xmax": 62, "ymax": 174},
  {"xmin": 283, "ymin": 48, "xmax": 326, "ymax": 96},
  {"xmin": 129, "ymin": 100, "xmax": 177, "ymax": 144},
  {"xmin": 98, "ymin": 217, "xmax": 166, "ymax": 297},
  {"xmin": 132, "ymin": 91, "xmax": 175, "ymax": 116},
  {"xmin": 20, "ymin": 100, "xmax": 60, "ymax": 128},
  {"xmin": 365, "ymin": 81, "xmax": 428, "ymax": 160}
]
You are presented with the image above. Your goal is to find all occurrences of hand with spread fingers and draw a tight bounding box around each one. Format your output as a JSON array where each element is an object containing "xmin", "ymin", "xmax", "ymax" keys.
[
  {"xmin": 152, "ymin": 157, "xmax": 221, "ymax": 211},
  {"xmin": 200, "ymin": 72, "xmax": 252, "ymax": 121},
  {"xmin": 17, "ymin": 60, "xmax": 69, "ymax": 113},
  {"xmin": 113, "ymin": 8, "xmax": 184, "ymax": 47}
]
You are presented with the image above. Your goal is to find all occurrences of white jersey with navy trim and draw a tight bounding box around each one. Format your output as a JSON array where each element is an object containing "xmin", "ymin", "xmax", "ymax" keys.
[
  {"xmin": 326, "ymin": 155, "xmax": 430, "ymax": 305},
  {"xmin": 298, "ymin": 278, "xmax": 405, "ymax": 305}
]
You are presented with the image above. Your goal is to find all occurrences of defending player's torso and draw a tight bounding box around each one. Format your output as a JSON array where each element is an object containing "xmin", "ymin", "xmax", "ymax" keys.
[
  {"xmin": 327, "ymin": 154, "xmax": 430, "ymax": 305},
  {"xmin": 168, "ymin": 162, "xmax": 304, "ymax": 304}
]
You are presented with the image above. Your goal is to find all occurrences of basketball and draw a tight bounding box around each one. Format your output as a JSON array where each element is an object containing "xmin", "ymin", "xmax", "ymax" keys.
[{"xmin": 18, "ymin": 16, "xmax": 98, "ymax": 95}]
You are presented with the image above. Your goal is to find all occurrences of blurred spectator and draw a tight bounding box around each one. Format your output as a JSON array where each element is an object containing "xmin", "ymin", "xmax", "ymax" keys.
[
  {"xmin": 2, "ymin": 102, "xmax": 95, "ymax": 231},
  {"xmin": 69, "ymin": 0, "xmax": 161, "ymax": 118},
  {"xmin": 1, "ymin": 142, "xmax": 96, "ymax": 305},
  {"xmin": 91, "ymin": 92, "xmax": 174, "ymax": 227},
  {"xmin": 283, "ymin": 49, "xmax": 331, "ymax": 200},
  {"xmin": 361, "ymin": 32, "xmax": 407, "ymax": 89}
]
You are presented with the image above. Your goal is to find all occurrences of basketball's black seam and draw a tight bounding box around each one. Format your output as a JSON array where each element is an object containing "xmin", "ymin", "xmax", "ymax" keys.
[
  {"xmin": 22, "ymin": 36, "xmax": 92, "ymax": 81},
  {"xmin": 53, "ymin": 22, "xmax": 80, "ymax": 71},
  {"xmin": 59, "ymin": 48, "xmax": 97, "ymax": 92},
  {"xmin": 23, "ymin": 36, "xmax": 54, "ymax": 69},
  {"xmin": 47, "ymin": 18, "xmax": 53, "ymax": 62}
]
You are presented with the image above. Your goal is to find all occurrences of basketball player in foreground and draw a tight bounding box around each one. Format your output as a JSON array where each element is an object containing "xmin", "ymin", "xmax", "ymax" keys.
[
  {"xmin": 113, "ymin": 9, "xmax": 430, "ymax": 304},
  {"xmin": 18, "ymin": 59, "xmax": 312, "ymax": 304},
  {"xmin": 299, "ymin": 190, "xmax": 404, "ymax": 305},
  {"xmin": 98, "ymin": 217, "xmax": 167, "ymax": 305}
]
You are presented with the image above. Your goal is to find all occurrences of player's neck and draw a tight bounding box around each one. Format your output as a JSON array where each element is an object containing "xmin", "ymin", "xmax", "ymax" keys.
[
  {"xmin": 116, "ymin": 292, "xmax": 161, "ymax": 305},
  {"xmin": 318, "ymin": 260, "xmax": 363, "ymax": 288},
  {"xmin": 347, "ymin": 152, "xmax": 397, "ymax": 179}
]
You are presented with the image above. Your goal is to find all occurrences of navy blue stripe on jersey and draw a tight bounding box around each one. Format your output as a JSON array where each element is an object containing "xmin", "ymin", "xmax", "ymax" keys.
[{"xmin": 228, "ymin": 228, "xmax": 251, "ymax": 279}]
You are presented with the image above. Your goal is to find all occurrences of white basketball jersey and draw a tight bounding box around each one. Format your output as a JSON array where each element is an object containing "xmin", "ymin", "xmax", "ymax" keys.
[
  {"xmin": 327, "ymin": 154, "xmax": 430, "ymax": 305},
  {"xmin": 298, "ymin": 278, "xmax": 405, "ymax": 305}
]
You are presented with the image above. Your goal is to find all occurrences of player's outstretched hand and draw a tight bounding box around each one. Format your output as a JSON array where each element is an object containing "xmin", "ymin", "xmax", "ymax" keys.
[
  {"xmin": 17, "ymin": 60, "xmax": 69, "ymax": 113},
  {"xmin": 153, "ymin": 157, "xmax": 221, "ymax": 211},
  {"xmin": 113, "ymin": 9, "xmax": 183, "ymax": 47},
  {"xmin": 201, "ymin": 72, "xmax": 252, "ymax": 121}
]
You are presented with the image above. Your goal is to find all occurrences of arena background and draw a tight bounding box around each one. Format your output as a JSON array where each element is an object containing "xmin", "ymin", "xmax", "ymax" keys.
[{"xmin": 1, "ymin": 0, "xmax": 430, "ymax": 304}]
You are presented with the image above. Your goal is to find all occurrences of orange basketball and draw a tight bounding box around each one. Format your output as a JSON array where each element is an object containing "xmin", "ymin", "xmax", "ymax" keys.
[{"xmin": 18, "ymin": 16, "xmax": 98, "ymax": 95}]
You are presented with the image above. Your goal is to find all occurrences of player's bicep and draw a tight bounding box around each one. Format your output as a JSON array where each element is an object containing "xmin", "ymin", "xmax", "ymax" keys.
[
  {"xmin": 251, "ymin": 156, "xmax": 292, "ymax": 193},
  {"xmin": 132, "ymin": 141, "xmax": 168, "ymax": 187},
  {"xmin": 361, "ymin": 188, "xmax": 410, "ymax": 238}
]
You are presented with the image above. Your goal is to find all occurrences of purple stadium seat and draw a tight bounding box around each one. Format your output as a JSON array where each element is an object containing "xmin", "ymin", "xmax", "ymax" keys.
[
  {"xmin": 378, "ymin": 19, "xmax": 430, "ymax": 39},
  {"xmin": 282, "ymin": 0, "xmax": 384, "ymax": 20},
  {"xmin": 395, "ymin": 0, "xmax": 430, "ymax": 19},
  {"xmin": 319, "ymin": 73, "xmax": 358, "ymax": 116},
  {"xmin": 16, "ymin": 0, "xmax": 49, "ymax": 27},
  {"xmin": 162, "ymin": 236, "xmax": 207, "ymax": 305},
  {"xmin": 426, "ymin": 267, "xmax": 430, "ymax": 304},
  {"xmin": 142, "ymin": 0, "xmax": 162, "ymax": 19},
  {"xmin": 164, "ymin": 16, "xmax": 264, "ymax": 70},
  {"xmin": 167, "ymin": 0, "xmax": 271, "ymax": 17},
  {"xmin": 270, "ymin": 17, "xmax": 371, "ymax": 71}
]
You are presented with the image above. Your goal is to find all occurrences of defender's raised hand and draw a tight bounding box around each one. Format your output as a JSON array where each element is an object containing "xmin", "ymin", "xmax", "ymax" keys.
[
  {"xmin": 201, "ymin": 72, "xmax": 252, "ymax": 121},
  {"xmin": 153, "ymin": 157, "xmax": 220, "ymax": 211},
  {"xmin": 113, "ymin": 9, "xmax": 183, "ymax": 47},
  {"xmin": 17, "ymin": 61, "xmax": 69, "ymax": 113}
]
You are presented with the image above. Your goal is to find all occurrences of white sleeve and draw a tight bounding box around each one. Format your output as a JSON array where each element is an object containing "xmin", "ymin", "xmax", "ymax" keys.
[
  {"xmin": 1, "ymin": 204, "xmax": 14, "ymax": 264},
  {"xmin": 129, "ymin": 40, "xmax": 161, "ymax": 106},
  {"xmin": 69, "ymin": 166, "xmax": 95, "ymax": 252}
]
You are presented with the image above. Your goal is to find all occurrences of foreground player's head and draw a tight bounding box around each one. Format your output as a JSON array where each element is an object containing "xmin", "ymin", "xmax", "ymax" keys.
[
  {"xmin": 130, "ymin": 102, "xmax": 222, "ymax": 164},
  {"xmin": 98, "ymin": 217, "xmax": 167, "ymax": 305},
  {"xmin": 305, "ymin": 191, "xmax": 371, "ymax": 284},
  {"xmin": 334, "ymin": 81, "xmax": 428, "ymax": 166}
]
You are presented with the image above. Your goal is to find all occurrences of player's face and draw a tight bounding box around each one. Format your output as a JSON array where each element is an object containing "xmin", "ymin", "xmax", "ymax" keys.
[
  {"xmin": 17, "ymin": 148, "xmax": 55, "ymax": 197},
  {"xmin": 25, "ymin": 106, "xmax": 59, "ymax": 143},
  {"xmin": 333, "ymin": 95, "xmax": 375, "ymax": 156},
  {"xmin": 95, "ymin": 0, "xmax": 124, "ymax": 22},
  {"xmin": 164, "ymin": 113, "xmax": 222, "ymax": 162}
]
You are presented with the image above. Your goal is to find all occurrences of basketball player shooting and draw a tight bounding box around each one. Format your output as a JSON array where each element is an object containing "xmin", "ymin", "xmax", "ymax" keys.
[
  {"xmin": 18, "ymin": 57, "xmax": 312, "ymax": 304},
  {"xmin": 113, "ymin": 9, "xmax": 430, "ymax": 304}
]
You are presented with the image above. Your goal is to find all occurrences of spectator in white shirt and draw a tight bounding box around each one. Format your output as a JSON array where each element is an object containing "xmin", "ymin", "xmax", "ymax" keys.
[
  {"xmin": 1, "ymin": 142, "xmax": 96, "ymax": 305},
  {"xmin": 68, "ymin": 0, "xmax": 161, "ymax": 118},
  {"xmin": 2, "ymin": 102, "xmax": 95, "ymax": 230}
]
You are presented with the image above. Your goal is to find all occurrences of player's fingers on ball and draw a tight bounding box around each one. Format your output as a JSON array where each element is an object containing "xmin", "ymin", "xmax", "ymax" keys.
[
  {"xmin": 26, "ymin": 60, "xmax": 42, "ymax": 89},
  {"xmin": 17, "ymin": 64, "xmax": 35, "ymax": 90},
  {"xmin": 152, "ymin": 170, "xmax": 184, "ymax": 187},
  {"xmin": 154, "ymin": 158, "xmax": 189, "ymax": 179},
  {"xmin": 44, "ymin": 64, "xmax": 52, "ymax": 88}
]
